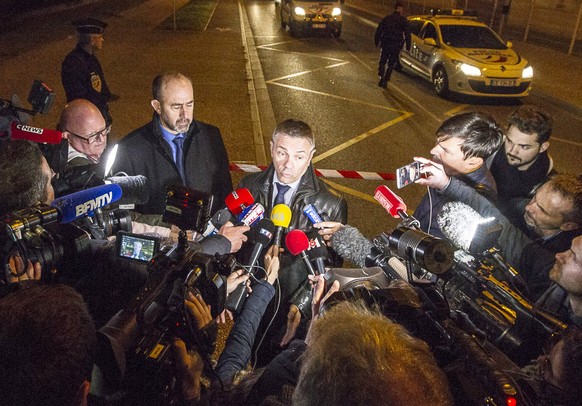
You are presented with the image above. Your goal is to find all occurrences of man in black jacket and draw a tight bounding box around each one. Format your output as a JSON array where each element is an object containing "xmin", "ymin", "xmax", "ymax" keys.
[
  {"xmin": 61, "ymin": 18, "xmax": 116, "ymax": 125},
  {"xmin": 374, "ymin": 2, "xmax": 411, "ymax": 88},
  {"xmin": 113, "ymin": 72, "xmax": 233, "ymax": 225},
  {"xmin": 238, "ymin": 119, "xmax": 347, "ymax": 365}
]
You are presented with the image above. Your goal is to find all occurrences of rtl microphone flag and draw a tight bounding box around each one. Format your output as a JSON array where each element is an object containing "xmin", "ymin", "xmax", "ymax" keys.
[
  {"xmin": 51, "ymin": 184, "xmax": 122, "ymax": 223},
  {"xmin": 270, "ymin": 204, "xmax": 292, "ymax": 246},
  {"xmin": 225, "ymin": 188, "xmax": 254, "ymax": 216},
  {"xmin": 285, "ymin": 229, "xmax": 316, "ymax": 275}
]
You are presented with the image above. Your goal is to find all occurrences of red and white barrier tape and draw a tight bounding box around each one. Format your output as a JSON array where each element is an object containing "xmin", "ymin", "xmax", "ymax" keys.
[{"xmin": 229, "ymin": 163, "xmax": 395, "ymax": 181}]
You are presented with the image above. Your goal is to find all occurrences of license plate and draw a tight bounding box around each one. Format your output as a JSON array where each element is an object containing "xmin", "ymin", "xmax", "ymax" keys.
[
  {"xmin": 312, "ymin": 23, "xmax": 327, "ymax": 29},
  {"xmin": 491, "ymin": 79, "xmax": 517, "ymax": 86}
]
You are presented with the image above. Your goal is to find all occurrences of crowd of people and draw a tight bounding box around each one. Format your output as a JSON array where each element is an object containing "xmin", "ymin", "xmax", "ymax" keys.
[{"xmin": 1, "ymin": 6, "xmax": 582, "ymax": 406}]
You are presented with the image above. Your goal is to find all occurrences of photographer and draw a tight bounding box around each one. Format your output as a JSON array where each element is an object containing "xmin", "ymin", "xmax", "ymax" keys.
[
  {"xmin": 414, "ymin": 157, "xmax": 582, "ymax": 327},
  {"xmin": 0, "ymin": 140, "xmax": 54, "ymax": 282}
]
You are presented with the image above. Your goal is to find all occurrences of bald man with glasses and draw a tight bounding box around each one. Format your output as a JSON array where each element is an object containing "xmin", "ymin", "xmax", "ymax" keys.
[{"xmin": 41, "ymin": 99, "xmax": 112, "ymax": 190}]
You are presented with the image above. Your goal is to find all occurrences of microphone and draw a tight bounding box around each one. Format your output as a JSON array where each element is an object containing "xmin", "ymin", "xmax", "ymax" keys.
[
  {"xmin": 303, "ymin": 204, "xmax": 323, "ymax": 224},
  {"xmin": 225, "ymin": 218, "xmax": 275, "ymax": 312},
  {"xmin": 285, "ymin": 229, "xmax": 316, "ymax": 275},
  {"xmin": 305, "ymin": 230, "xmax": 328, "ymax": 275},
  {"xmin": 105, "ymin": 175, "xmax": 150, "ymax": 206},
  {"xmin": 374, "ymin": 185, "xmax": 419, "ymax": 228},
  {"xmin": 330, "ymin": 225, "xmax": 373, "ymax": 268},
  {"xmin": 237, "ymin": 202, "xmax": 265, "ymax": 227},
  {"xmin": 225, "ymin": 188, "xmax": 254, "ymax": 216},
  {"xmin": 1, "ymin": 120, "xmax": 63, "ymax": 144},
  {"xmin": 270, "ymin": 204, "xmax": 292, "ymax": 246},
  {"xmin": 50, "ymin": 184, "xmax": 122, "ymax": 223},
  {"xmin": 437, "ymin": 201, "xmax": 499, "ymax": 254},
  {"xmin": 202, "ymin": 208, "xmax": 234, "ymax": 237}
]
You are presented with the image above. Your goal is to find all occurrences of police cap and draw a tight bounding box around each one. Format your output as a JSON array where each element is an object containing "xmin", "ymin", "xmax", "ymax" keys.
[{"xmin": 73, "ymin": 18, "xmax": 108, "ymax": 34}]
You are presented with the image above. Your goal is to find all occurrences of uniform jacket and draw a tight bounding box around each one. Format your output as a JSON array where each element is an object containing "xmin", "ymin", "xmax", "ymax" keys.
[
  {"xmin": 374, "ymin": 11, "xmax": 411, "ymax": 50},
  {"xmin": 61, "ymin": 44, "xmax": 112, "ymax": 122},
  {"xmin": 113, "ymin": 114, "xmax": 232, "ymax": 216}
]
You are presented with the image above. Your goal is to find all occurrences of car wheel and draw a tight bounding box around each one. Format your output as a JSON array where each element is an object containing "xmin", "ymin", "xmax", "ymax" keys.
[
  {"xmin": 433, "ymin": 66, "xmax": 449, "ymax": 97},
  {"xmin": 332, "ymin": 24, "xmax": 342, "ymax": 38}
]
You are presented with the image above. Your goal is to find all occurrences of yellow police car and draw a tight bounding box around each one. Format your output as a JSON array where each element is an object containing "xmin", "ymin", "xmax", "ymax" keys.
[{"xmin": 399, "ymin": 10, "xmax": 533, "ymax": 98}]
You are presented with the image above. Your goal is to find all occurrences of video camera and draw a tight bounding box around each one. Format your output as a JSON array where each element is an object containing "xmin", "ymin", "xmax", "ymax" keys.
[
  {"xmin": 0, "ymin": 80, "xmax": 55, "ymax": 119},
  {"xmin": 96, "ymin": 186, "xmax": 237, "ymax": 404}
]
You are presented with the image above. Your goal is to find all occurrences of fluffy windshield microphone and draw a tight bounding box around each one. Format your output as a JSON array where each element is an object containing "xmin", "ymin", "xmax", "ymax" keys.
[
  {"xmin": 330, "ymin": 225, "xmax": 373, "ymax": 268},
  {"xmin": 437, "ymin": 201, "xmax": 499, "ymax": 254},
  {"xmin": 285, "ymin": 229, "xmax": 316, "ymax": 275},
  {"xmin": 270, "ymin": 204, "xmax": 292, "ymax": 246},
  {"xmin": 106, "ymin": 175, "xmax": 150, "ymax": 206},
  {"xmin": 225, "ymin": 188, "xmax": 254, "ymax": 216}
]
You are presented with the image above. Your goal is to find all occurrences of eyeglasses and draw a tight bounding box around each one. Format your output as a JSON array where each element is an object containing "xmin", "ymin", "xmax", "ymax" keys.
[{"xmin": 68, "ymin": 125, "xmax": 111, "ymax": 144}]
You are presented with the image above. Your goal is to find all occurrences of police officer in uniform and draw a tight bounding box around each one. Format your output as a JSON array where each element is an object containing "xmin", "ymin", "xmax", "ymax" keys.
[
  {"xmin": 61, "ymin": 18, "xmax": 116, "ymax": 125},
  {"xmin": 374, "ymin": 2, "xmax": 411, "ymax": 88}
]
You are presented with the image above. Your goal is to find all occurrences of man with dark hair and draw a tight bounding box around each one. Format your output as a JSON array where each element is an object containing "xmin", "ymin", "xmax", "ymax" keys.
[
  {"xmin": 62, "ymin": 18, "xmax": 116, "ymax": 125},
  {"xmin": 374, "ymin": 2, "xmax": 411, "ymax": 88},
  {"xmin": 488, "ymin": 105, "xmax": 555, "ymax": 221},
  {"xmin": 113, "ymin": 72, "xmax": 233, "ymax": 223},
  {"xmin": 0, "ymin": 284, "xmax": 97, "ymax": 406},
  {"xmin": 238, "ymin": 118, "xmax": 347, "ymax": 365},
  {"xmin": 0, "ymin": 140, "xmax": 54, "ymax": 216},
  {"xmin": 413, "ymin": 112, "xmax": 504, "ymax": 238}
]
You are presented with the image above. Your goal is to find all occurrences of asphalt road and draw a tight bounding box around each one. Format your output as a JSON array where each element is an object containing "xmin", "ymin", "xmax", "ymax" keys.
[{"xmin": 247, "ymin": 0, "xmax": 582, "ymax": 238}]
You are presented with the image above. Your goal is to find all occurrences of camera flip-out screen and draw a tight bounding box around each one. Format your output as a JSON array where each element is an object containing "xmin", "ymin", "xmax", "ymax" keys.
[{"xmin": 116, "ymin": 231, "xmax": 160, "ymax": 263}]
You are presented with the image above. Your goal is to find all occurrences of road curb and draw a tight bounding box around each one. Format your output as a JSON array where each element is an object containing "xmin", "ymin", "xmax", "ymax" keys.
[{"xmin": 239, "ymin": 0, "xmax": 276, "ymax": 166}]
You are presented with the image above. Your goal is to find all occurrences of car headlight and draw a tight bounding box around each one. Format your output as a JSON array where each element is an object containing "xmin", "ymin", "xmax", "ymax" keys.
[
  {"xmin": 522, "ymin": 66, "xmax": 534, "ymax": 79},
  {"xmin": 332, "ymin": 7, "xmax": 341, "ymax": 16},
  {"xmin": 294, "ymin": 7, "xmax": 305, "ymax": 16},
  {"xmin": 459, "ymin": 63, "xmax": 481, "ymax": 77}
]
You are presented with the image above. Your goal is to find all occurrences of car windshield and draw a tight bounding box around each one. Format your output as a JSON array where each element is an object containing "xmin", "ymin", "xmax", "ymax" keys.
[{"xmin": 440, "ymin": 25, "xmax": 507, "ymax": 49}]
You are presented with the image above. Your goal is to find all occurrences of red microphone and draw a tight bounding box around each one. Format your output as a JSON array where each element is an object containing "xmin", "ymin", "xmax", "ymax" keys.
[
  {"xmin": 285, "ymin": 229, "xmax": 316, "ymax": 275},
  {"xmin": 374, "ymin": 185, "xmax": 420, "ymax": 229},
  {"xmin": 374, "ymin": 185, "xmax": 407, "ymax": 218},
  {"xmin": 8, "ymin": 121, "xmax": 62, "ymax": 144},
  {"xmin": 225, "ymin": 188, "xmax": 254, "ymax": 216}
]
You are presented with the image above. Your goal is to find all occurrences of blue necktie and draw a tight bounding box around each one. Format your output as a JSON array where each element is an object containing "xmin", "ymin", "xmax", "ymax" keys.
[
  {"xmin": 274, "ymin": 182, "xmax": 291, "ymax": 206},
  {"xmin": 172, "ymin": 135, "xmax": 185, "ymax": 183}
]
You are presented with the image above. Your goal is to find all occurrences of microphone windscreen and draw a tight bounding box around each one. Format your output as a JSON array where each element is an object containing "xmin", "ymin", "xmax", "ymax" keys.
[
  {"xmin": 10, "ymin": 121, "xmax": 62, "ymax": 144},
  {"xmin": 305, "ymin": 230, "xmax": 328, "ymax": 259},
  {"xmin": 239, "ymin": 203, "xmax": 265, "ymax": 226},
  {"xmin": 106, "ymin": 175, "xmax": 150, "ymax": 205},
  {"xmin": 285, "ymin": 229, "xmax": 310, "ymax": 256},
  {"xmin": 330, "ymin": 225, "xmax": 373, "ymax": 267},
  {"xmin": 303, "ymin": 204, "xmax": 323, "ymax": 224},
  {"xmin": 225, "ymin": 188, "xmax": 254, "ymax": 216},
  {"xmin": 374, "ymin": 185, "xmax": 407, "ymax": 218},
  {"xmin": 51, "ymin": 184, "xmax": 122, "ymax": 223},
  {"xmin": 271, "ymin": 204, "xmax": 292, "ymax": 227},
  {"xmin": 253, "ymin": 218, "xmax": 275, "ymax": 246},
  {"xmin": 437, "ymin": 201, "xmax": 483, "ymax": 251}
]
